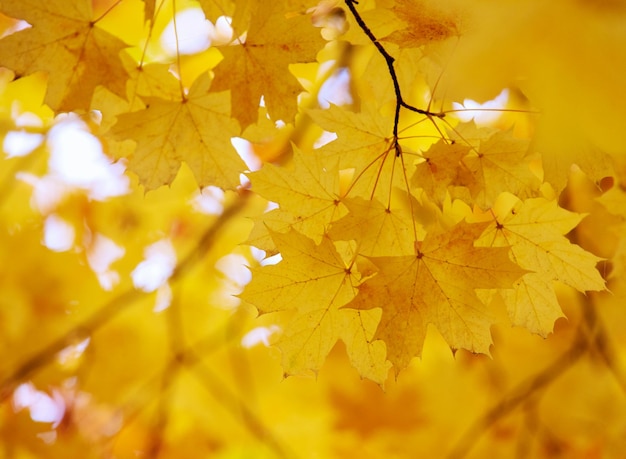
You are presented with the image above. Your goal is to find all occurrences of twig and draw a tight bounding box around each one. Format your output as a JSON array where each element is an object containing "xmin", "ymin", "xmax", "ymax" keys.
[{"xmin": 343, "ymin": 0, "xmax": 445, "ymax": 156}]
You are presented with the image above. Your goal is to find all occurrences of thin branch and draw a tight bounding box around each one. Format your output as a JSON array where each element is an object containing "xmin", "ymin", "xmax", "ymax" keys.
[
  {"xmin": 344, "ymin": 0, "xmax": 445, "ymax": 156},
  {"xmin": 446, "ymin": 327, "xmax": 588, "ymax": 459},
  {"xmin": 189, "ymin": 358, "xmax": 298, "ymax": 459},
  {"xmin": 0, "ymin": 190, "xmax": 250, "ymax": 401}
]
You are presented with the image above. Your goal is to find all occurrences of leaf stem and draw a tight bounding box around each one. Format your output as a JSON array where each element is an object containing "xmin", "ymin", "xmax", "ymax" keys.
[{"xmin": 92, "ymin": 0, "xmax": 124, "ymax": 24}]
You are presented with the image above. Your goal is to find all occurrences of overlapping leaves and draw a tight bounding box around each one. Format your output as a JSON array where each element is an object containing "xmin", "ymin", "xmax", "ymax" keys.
[{"xmin": 0, "ymin": 0, "xmax": 608, "ymax": 384}]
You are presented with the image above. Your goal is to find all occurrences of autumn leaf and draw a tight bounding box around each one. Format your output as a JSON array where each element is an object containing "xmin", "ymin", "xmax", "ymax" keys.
[
  {"xmin": 212, "ymin": 1, "xmax": 324, "ymax": 127},
  {"xmin": 309, "ymin": 103, "xmax": 392, "ymax": 174},
  {"xmin": 412, "ymin": 139, "xmax": 471, "ymax": 205},
  {"xmin": 110, "ymin": 73, "xmax": 244, "ymax": 190},
  {"xmin": 328, "ymin": 196, "xmax": 421, "ymax": 256},
  {"xmin": 383, "ymin": 0, "xmax": 460, "ymax": 47},
  {"xmin": 0, "ymin": 0, "xmax": 129, "ymax": 111},
  {"xmin": 477, "ymin": 197, "xmax": 606, "ymax": 336},
  {"xmin": 247, "ymin": 147, "xmax": 346, "ymax": 244},
  {"xmin": 308, "ymin": 103, "xmax": 406, "ymax": 203},
  {"xmin": 3, "ymin": 0, "xmax": 626, "ymax": 456},
  {"xmin": 241, "ymin": 229, "xmax": 389, "ymax": 383},
  {"xmin": 197, "ymin": 0, "xmax": 235, "ymax": 23},
  {"xmin": 346, "ymin": 221, "xmax": 526, "ymax": 370},
  {"xmin": 451, "ymin": 123, "xmax": 541, "ymax": 208}
]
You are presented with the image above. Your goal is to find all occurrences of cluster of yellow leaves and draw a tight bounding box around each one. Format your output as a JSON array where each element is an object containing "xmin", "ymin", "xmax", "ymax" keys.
[
  {"xmin": 2, "ymin": 0, "xmax": 626, "ymax": 457},
  {"xmin": 0, "ymin": 0, "xmax": 612, "ymax": 381}
]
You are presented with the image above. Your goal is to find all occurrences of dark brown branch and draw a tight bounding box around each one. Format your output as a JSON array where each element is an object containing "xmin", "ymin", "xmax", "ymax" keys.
[{"xmin": 344, "ymin": 0, "xmax": 445, "ymax": 156}]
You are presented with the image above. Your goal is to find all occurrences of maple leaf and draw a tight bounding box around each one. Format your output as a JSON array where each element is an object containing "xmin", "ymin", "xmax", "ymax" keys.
[
  {"xmin": 477, "ymin": 198, "xmax": 606, "ymax": 336},
  {"xmin": 242, "ymin": 229, "xmax": 389, "ymax": 383},
  {"xmin": 247, "ymin": 147, "xmax": 346, "ymax": 244},
  {"xmin": 0, "ymin": 0, "xmax": 129, "ymax": 112},
  {"xmin": 110, "ymin": 73, "xmax": 244, "ymax": 190},
  {"xmin": 121, "ymin": 55, "xmax": 182, "ymax": 102},
  {"xmin": 346, "ymin": 221, "xmax": 525, "ymax": 370},
  {"xmin": 412, "ymin": 139, "xmax": 471, "ymax": 205},
  {"xmin": 211, "ymin": 1, "xmax": 324, "ymax": 127},
  {"xmin": 309, "ymin": 103, "xmax": 408, "ymax": 203},
  {"xmin": 309, "ymin": 103, "xmax": 392, "ymax": 174},
  {"xmin": 451, "ymin": 123, "xmax": 541, "ymax": 208},
  {"xmin": 328, "ymin": 196, "xmax": 421, "ymax": 256},
  {"xmin": 383, "ymin": 0, "xmax": 460, "ymax": 48},
  {"xmin": 197, "ymin": 0, "xmax": 235, "ymax": 23}
]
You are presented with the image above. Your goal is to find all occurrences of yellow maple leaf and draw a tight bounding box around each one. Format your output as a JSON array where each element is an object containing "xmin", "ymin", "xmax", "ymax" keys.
[
  {"xmin": 309, "ymin": 103, "xmax": 392, "ymax": 174},
  {"xmin": 110, "ymin": 73, "xmax": 244, "ymax": 190},
  {"xmin": 0, "ymin": 0, "xmax": 129, "ymax": 111},
  {"xmin": 346, "ymin": 221, "xmax": 525, "ymax": 370},
  {"xmin": 477, "ymin": 197, "xmax": 606, "ymax": 336},
  {"xmin": 328, "ymin": 196, "xmax": 421, "ymax": 256},
  {"xmin": 211, "ymin": 1, "xmax": 324, "ymax": 127},
  {"xmin": 452, "ymin": 122, "xmax": 541, "ymax": 208},
  {"xmin": 309, "ymin": 103, "xmax": 408, "ymax": 203},
  {"xmin": 247, "ymin": 147, "xmax": 346, "ymax": 243},
  {"xmin": 197, "ymin": 0, "xmax": 235, "ymax": 23},
  {"xmin": 383, "ymin": 0, "xmax": 460, "ymax": 48},
  {"xmin": 242, "ymin": 229, "xmax": 389, "ymax": 383},
  {"xmin": 412, "ymin": 139, "xmax": 471, "ymax": 205}
]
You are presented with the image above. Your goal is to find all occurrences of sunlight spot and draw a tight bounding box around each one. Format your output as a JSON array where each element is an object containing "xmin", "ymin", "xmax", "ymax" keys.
[
  {"xmin": 37, "ymin": 431, "xmax": 57, "ymax": 444},
  {"xmin": 314, "ymin": 130, "xmax": 337, "ymax": 149},
  {"xmin": 13, "ymin": 382, "xmax": 65, "ymax": 428},
  {"xmin": 132, "ymin": 239, "xmax": 176, "ymax": 292},
  {"xmin": 241, "ymin": 325, "xmax": 280, "ymax": 348},
  {"xmin": 57, "ymin": 337, "xmax": 91, "ymax": 366},
  {"xmin": 12, "ymin": 105, "xmax": 44, "ymax": 127},
  {"xmin": 232, "ymin": 137, "xmax": 261, "ymax": 170},
  {"xmin": 47, "ymin": 114, "xmax": 129, "ymax": 200},
  {"xmin": 250, "ymin": 246, "xmax": 266, "ymax": 262},
  {"xmin": 212, "ymin": 253, "xmax": 252, "ymax": 309},
  {"xmin": 318, "ymin": 66, "xmax": 353, "ymax": 108},
  {"xmin": 3, "ymin": 130, "xmax": 44, "ymax": 157},
  {"xmin": 261, "ymin": 253, "xmax": 282, "ymax": 266},
  {"xmin": 191, "ymin": 186, "xmax": 224, "ymax": 215},
  {"xmin": 265, "ymin": 201, "xmax": 279, "ymax": 212},
  {"xmin": 0, "ymin": 19, "xmax": 29, "ymax": 39},
  {"xmin": 43, "ymin": 214, "xmax": 75, "ymax": 252},
  {"xmin": 153, "ymin": 283, "xmax": 172, "ymax": 312},
  {"xmin": 452, "ymin": 88, "xmax": 509, "ymax": 125},
  {"xmin": 17, "ymin": 172, "xmax": 68, "ymax": 215},
  {"xmin": 161, "ymin": 8, "xmax": 212, "ymax": 56},
  {"xmin": 87, "ymin": 234, "xmax": 125, "ymax": 290},
  {"xmin": 21, "ymin": 115, "xmax": 129, "ymax": 214},
  {"xmin": 216, "ymin": 253, "xmax": 252, "ymax": 285},
  {"xmin": 211, "ymin": 16, "xmax": 234, "ymax": 46}
]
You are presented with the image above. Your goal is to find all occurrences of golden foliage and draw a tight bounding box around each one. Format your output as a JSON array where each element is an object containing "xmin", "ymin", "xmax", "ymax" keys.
[{"xmin": 1, "ymin": 0, "xmax": 626, "ymax": 457}]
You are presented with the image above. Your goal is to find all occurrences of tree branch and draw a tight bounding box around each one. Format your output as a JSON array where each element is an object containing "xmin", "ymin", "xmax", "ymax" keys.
[
  {"xmin": 0, "ymin": 190, "xmax": 251, "ymax": 401},
  {"xmin": 344, "ymin": 0, "xmax": 445, "ymax": 156}
]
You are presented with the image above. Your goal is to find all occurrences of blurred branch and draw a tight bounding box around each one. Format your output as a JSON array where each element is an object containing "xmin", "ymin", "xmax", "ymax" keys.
[
  {"xmin": 0, "ymin": 189, "xmax": 251, "ymax": 400},
  {"xmin": 447, "ymin": 322, "xmax": 588, "ymax": 459}
]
